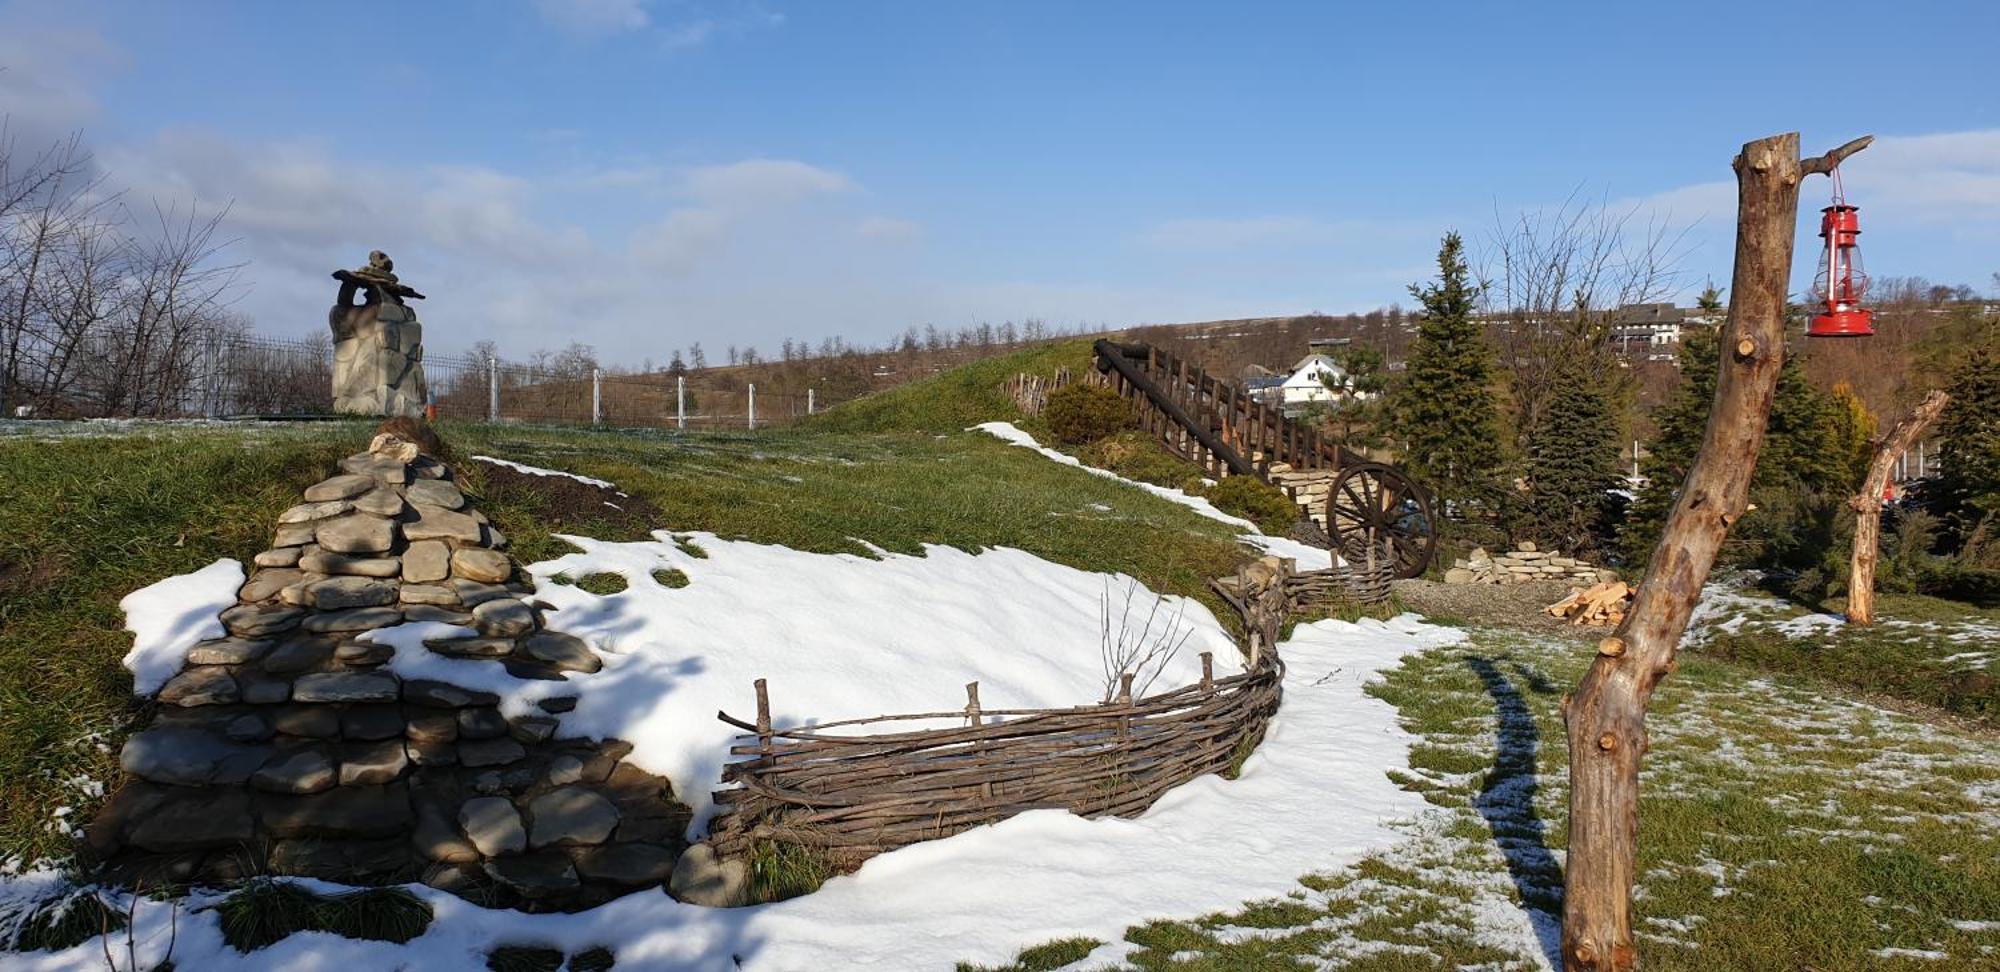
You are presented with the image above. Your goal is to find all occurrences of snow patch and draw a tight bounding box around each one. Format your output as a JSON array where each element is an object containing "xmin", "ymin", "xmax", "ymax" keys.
[
  {"xmin": 118, "ymin": 558, "xmax": 241, "ymax": 696},
  {"xmin": 471, "ymin": 455, "xmax": 619, "ymax": 491}
]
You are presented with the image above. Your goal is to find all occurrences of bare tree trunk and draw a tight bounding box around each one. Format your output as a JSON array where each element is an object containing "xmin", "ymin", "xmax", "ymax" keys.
[
  {"xmin": 1847, "ymin": 389, "xmax": 1949, "ymax": 625},
  {"xmin": 1559, "ymin": 131, "xmax": 1871, "ymax": 971}
]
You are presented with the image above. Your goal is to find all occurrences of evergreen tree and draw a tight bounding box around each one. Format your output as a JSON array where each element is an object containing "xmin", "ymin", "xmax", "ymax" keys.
[
  {"xmin": 1934, "ymin": 316, "xmax": 2000, "ymax": 560},
  {"xmin": 1524, "ymin": 354, "xmax": 1623, "ymax": 557},
  {"xmin": 1390, "ymin": 233, "xmax": 1506, "ymax": 510}
]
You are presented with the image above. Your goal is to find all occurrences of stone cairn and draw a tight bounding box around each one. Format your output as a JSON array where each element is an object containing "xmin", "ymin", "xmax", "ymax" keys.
[
  {"xmin": 86, "ymin": 427, "xmax": 691, "ymax": 911},
  {"xmin": 1443, "ymin": 542, "xmax": 1619, "ymax": 586},
  {"xmin": 330, "ymin": 250, "xmax": 428, "ymax": 419}
]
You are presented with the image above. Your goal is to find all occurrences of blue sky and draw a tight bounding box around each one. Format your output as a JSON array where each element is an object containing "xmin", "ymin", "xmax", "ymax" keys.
[{"xmin": 3, "ymin": 0, "xmax": 1996, "ymax": 363}]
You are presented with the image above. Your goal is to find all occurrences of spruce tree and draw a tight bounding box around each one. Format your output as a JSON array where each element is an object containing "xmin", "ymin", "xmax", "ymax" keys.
[
  {"xmin": 1391, "ymin": 233, "xmax": 1505, "ymax": 511},
  {"xmin": 1934, "ymin": 316, "xmax": 2000, "ymax": 559},
  {"xmin": 1525, "ymin": 354, "xmax": 1623, "ymax": 557}
]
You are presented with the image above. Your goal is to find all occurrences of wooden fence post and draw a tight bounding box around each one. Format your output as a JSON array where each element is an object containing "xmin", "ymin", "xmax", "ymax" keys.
[
  {"xmin": 1200, "ymin": 652, "xmax": 1214, "ymax": 693},
  {"xmin": 964, "ymin": 681, "xmax": 982, "ymax": 725},
  {"xmin": 754, "ymin": 678, "xmax": 772, "ymax": 757}
]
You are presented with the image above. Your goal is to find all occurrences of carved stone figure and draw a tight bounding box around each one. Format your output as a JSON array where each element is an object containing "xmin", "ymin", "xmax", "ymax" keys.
[{"xmin": 329, "ymin": 251, "xmax": 429, "ymax": 418}]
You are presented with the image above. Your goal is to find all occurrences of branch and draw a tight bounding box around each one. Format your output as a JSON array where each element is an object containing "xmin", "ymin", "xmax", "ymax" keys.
[{"xmin": 1802, "ymin": 135, "xmax": 1875, "ymax": 176}]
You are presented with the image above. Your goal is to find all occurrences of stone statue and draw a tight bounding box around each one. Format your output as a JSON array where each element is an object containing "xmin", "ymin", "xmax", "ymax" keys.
[{"xmin": 329, "ymin": 251, "xmax": 428, "ymax": 418}]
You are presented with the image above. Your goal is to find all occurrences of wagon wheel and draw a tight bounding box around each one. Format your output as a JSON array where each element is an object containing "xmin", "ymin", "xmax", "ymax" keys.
[{"xmin": 1325, "ymin": 462, "xmax": 1438, "ymax": 579}]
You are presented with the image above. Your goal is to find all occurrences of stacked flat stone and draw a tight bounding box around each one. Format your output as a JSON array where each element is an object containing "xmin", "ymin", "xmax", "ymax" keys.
[
  {"xmin": 1261, "ymin": 462, "xmax": 1334, "ymax": 529},
  {"xmin": 87, "ymin": 431, "xmax": 690, "ymax": 912},
  {"xmin": 1442, "ymin": 542, "xmax": 1620, "ymax": 586}
]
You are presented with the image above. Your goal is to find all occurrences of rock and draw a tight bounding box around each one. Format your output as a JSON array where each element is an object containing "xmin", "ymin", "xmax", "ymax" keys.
[
  {"xmin": 339, "ymin": 704, "xmax": 405, "ymax": 740},
  {"xmin": 186, "ymin": 637, "xmax": 271, "ymax": 666},
  {"xmin": 404, "ymin": 508, "xmax": 483, "ymax": 544},
  {"xmin": 1518, "ymin": 540, "xmax": 1538, "ymax": 552},
  {"xmin": 262, "ymin": 635, "xmax": 335, "ymax": 674},
  {"xmin": 449, "ymin": 579, "xmax": 514, "ymax": 606},
  {"xmin": 304, "ymin": 473, "xmax": 374, "ymax": 502},
  {"xmin": 315, "ymin": 514, "xmax": 396, "ymax": 555},
  {"xmin": 339, "ymin": 453, "xmax": 412, "ymax": 484},
  {"xmin": 545, "ymin": 755, "xmax": 585, "ymax": 787},
  {"xmin": 404, "ymin": 679, "xmax": 498, "ymax": 708},
  {"xmin": 224, "ymin": 713, "xmax": 273, "ymax": 742},
  {"xmin": 252, "ymin": 747, "xmax": 337, "ymax": 794},
  {"xmin": 239, "ymin": 671, "xmax": 293, "ymax": 705},
  {"xmin": 457, "ymin": 796, "xmax": 527, "ymax": 856},
  {"xmin": 352, "ymin": 487, "xmax": 407, "ymax": 517},
  {"xmin": 302, "ymin": 606, "xmax": 404, "ymax": 633},
  {"xmin": 340, "ymin": 740, "xmax": 410, "ymax": 786},
  {"xmin": 400, "ymin": 583, "xmax": 459, "ymax": 606},
  {"xmin": 413, "ymin": 803, "xmax": 481, "ymax": 864},
  {"xmin": 451, "ymin": 548, "xmax": 512, "ymax": 584},
  {"xmin": 121, "ymin": 727, "xmax": 270, "ymax": 786},
  {"xmin": 402, "ymin": 540, "xmax": 451, "ymax": 583},
  {"xmin": 406, "ymin": 479, "xmax": 465, "ymax": 510},
  {"xmin": 668, "ymin": 843, "xmax": 751, "ymax": 907},
  {"xmin": 278, "ymin": 500, "xmax": 353, "ymax": 524},
  {"xmin": 259, "ymin": 784, "xmax": 412, "ymax": 838},
  {"xmin": 126, "ymin": 789, "xmax": 254, "ymax": 852},
  {"xmin": 335, "ymin": 640, "xmax": 394, "ymax": 666},
  {"xmin": 509, "ymin": 716, "xmax": 557, "ymax": 744},
  {"xmin": 460, "ymin": 737, "xmax": 526, "ymax": 767},
  {"xmin": 407, "ymin": 738, "xmax": 459, "ymax": 766},
  {"xmin": 402, "ymin": 605, "xmax": 473, "ymax": 625},
  {"xmin": 299, "ymin": 550, "xmax": 402, "ymax": 578},
  {"xmin": 522, "ymin": 631, "xmax": 600, "ymax": 674},
  {"xmin": 293, "ymin": 671, "xmax": 401, "ymax": 704},
  {"xmin": 528, "ymin": 787, "xmax": 620, "ymax": 848},
  {"xmin": 253, "ymin": 547, "xmax": 303, "ymax": 568},
  {"xmin": 1443, "ymin": 567, "xmax": 1475, "ymax": 584},
  {"xmin": 221, "ymin": 603, "xmax": 305, "ymax": 639},
  {"xmin": 158, "ymin": 667, "xmax": 240, "ymax": 706},
  {"xmin": 575, "ymin": 842, "xmax": 678, "ymax": 885},
  {"xmin": 484, "ymin": 853, "xmax": 579, "ymax": 899},
  {"xmin": 458, "ymin": 707, "xmax": 509, "ymax": 740},
  {"xmin": 425, "ymin": 635, "xmax": 513, "ymax": 658},
  {"xmin": 306, "ymin": 575, "xmax": 399, "ymax": 610},
  {"xmin": 240, "ymin": 568, "xmax": 305, "ymax": 602},
  {"xmin": 272, "ymin": 705, "xmax": 341, "ymax": 738},
  {"xmin": 473, "ymin": 598, "xmax": 537, "ymax": 638},
  {"xmin": 273, "ymin": 523, "xmax": 317, "ymax": 547},
  {"xmin": 537, "ymin": 696, "xmax": 578, "ymax": 714},
  {"xmin": 406, "ymin": 712, "xmax": 459, "ymax": 744}
]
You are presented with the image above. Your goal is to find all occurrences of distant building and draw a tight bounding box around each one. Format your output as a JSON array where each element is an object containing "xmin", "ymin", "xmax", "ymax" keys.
[
  {"xmin": 1609, "ymin": 303, "xmax": 1687, "ymax": 361},
  {"xmin": 1278, "ymin": 352, "xmax": 1376, "ymax": 407}
]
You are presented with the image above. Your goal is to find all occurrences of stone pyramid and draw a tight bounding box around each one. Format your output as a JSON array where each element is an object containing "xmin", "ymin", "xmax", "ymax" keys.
[{"xmin": 86, "ymin": 425, "xmax": 690, "ymax": 911}]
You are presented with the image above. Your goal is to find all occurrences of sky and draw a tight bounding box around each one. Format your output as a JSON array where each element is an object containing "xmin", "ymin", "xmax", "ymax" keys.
[{"xmin": 2, "ymin": 0, "xmax": 1996, "ymax": 365}]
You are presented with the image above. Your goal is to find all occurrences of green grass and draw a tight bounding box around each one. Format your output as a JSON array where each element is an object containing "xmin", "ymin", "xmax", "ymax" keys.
[
  {"xmin": 551, "ymin": 571, "xmax": 630, "ymax": 595},
  {"xmin": 804, "ymin": 339, "xmax": 1094, "ymax": 436},
  {"xmin": 959, "ymin": 936, "xmax": 1104, "ymax": 971},
  {"xmin": 0, "ymin": 416, "xmax": 1253, "ymax": 869},
  {"xmin": 212, "ymin": 881, "xmax": 430, "ymax": 952}
]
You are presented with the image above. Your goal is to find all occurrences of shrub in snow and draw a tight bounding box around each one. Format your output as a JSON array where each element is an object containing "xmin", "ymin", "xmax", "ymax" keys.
[{"xmin": 1044, "ymin": 384, "xmax": 1135, "ymax": 445}]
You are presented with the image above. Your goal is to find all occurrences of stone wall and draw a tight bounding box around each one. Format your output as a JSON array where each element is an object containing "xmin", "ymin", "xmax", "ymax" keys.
[
  {"xmin": 1265, "ymin": 463, "xmax": 1333, "ymax": 529},
  {"xmin": 86, "ymin": 431, "xmax": 689, "ymax": 911},
  {"xmin": 331, "ymin": 300, "xmax": 428, "ymax": 418},
  {"xmin": 1443, "ymin": 543, "xmax": 1618, "ymax": 586}
]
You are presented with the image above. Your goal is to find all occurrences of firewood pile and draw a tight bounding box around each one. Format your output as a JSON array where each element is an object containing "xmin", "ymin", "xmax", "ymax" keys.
[{"xmin": 1546, "ymin": 580, "xmax": 1634, "ymax": 626}]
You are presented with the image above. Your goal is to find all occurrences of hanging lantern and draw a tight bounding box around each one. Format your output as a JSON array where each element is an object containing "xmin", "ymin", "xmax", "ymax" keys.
[{"xmin": 1808, "ymin": 170, "xmax": 1874, "ymax": 337}]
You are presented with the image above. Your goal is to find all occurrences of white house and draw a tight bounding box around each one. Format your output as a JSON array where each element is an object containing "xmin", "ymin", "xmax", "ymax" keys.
[{"xmin": 1278, "ymin": 353, "xmax": 1374, "ymax": 406}]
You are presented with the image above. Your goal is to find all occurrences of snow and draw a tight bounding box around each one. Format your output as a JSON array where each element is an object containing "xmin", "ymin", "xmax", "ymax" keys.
[
  {"xmin": 43, "ymin": 534, "xmax": 1453, "ymax": 971},
  {"xmin": 470, "ymin": 455, "xmax": 619, "ymax": 491},
  {"xmin": 973, "ymin": 421, "xmax": 1334, "ymax": 571},
  {"xmin": 117, "ymin": 558, "xmax": 242, "ymax": 696}
]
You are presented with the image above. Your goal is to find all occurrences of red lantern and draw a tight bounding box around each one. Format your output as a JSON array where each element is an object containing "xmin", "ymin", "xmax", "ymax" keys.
[{"xmin": 1808, "ymin": 170, "xmax": 1874, "ymax": 337}]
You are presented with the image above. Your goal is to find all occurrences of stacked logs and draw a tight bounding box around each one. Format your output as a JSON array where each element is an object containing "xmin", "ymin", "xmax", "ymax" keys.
[{"xmin": 1546, "ymin": 580, "xmax": 1634, "ymax": 627}]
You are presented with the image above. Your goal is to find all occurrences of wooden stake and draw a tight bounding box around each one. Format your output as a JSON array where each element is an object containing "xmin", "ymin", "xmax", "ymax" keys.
[
  {"xmin": 1847, "ymin": 389, "xmax": 1949, "ymax": 625},
  {"xmin": 1560, "ymin": 131, "xmax": 1871, "ymax": 972},
  {"xmin": 754, "ymin": 678, "xmax": 773, "ymax": 756},
  {"xmin": 1200, "ymin": 652, "xmax": 1214, "ymax": 692},
  {"xmin": 965, "ymin": 681, "xmax": 982, "ymax": 726}
]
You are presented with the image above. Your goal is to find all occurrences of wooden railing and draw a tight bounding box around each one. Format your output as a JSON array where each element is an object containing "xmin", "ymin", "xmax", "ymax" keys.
[{"xmin": 1090, "ymin": 339, "xmax": 1358, "ymax": 482}]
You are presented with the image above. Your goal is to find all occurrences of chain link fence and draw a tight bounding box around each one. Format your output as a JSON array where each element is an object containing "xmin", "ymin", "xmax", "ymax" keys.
[{"xmin": 3, "ymin": 325, "xmax": 847, "ymax": 430}]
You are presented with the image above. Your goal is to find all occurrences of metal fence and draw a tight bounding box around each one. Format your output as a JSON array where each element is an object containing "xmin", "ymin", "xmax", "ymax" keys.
[{"xmin": 3, "ymin": 325, "xmax": 847, "ymax": 430}]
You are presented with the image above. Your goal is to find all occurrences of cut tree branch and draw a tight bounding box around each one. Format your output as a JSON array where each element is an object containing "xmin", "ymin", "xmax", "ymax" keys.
[
  {"xmin": 1802, "ymin": 135, "xmax": 1875, "ymax": 176},
  {"xmin": 1846, "ymin": 389, "xmax": 1950, "ymax": 625}
]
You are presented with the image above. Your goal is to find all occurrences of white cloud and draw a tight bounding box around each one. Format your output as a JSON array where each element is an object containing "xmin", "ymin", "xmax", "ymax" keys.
[
  {"xmin": 856, "ymin": 216, "xmax": 923, "ymax": 243},
  {"xmin": 532, "ymin": 0, "xmax": 651, "ymax": 36},
  {"xmin": 0, "ymin": 9, "xmax": 121, "ymax": 143},
  {"xmin": 1139, "ymin": 215, "xmax": 1329, "ymax": 251},
  {"xmin": 685, "ymin": 158, "xmax": 853, "ymax": 208}
]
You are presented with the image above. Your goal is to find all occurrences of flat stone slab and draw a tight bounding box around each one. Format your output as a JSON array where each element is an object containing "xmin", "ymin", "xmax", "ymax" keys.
[
  {"xmin": 340, "ymin": 704, "xmax": 405, "ymax": 740},
  {"xmin": 403, "ymin": 605, "xmax": 473, "ymax": 625},
  {"xmin": 669, "ymin": 843, "xmax": 751, "ymax": 907},
  {"xmin": 259, "ymin": 784, "xmax": 412, "ymax": 838},
  {"xmin": 452, "ymin": 548, "xmax": 512, "ymax": 584},
  {"xmin": 121, "ymin": 727, "xmax": 270, "ymax": 786},
  {"xmin": 406, "ymin": 712, "xmax": 458, "ymax": 744},
  {"xmin": 523, "ymin": 631, "xmax": 600, "ymax": 674},
  {"xmin": 339, "ymin": 739, "xmax": 409, "ymax": 786},
  {"xmin": 484, "ymin": 852, "xmax": 579, "ymax": 898},
  {"xmin": 402, "ymin": 540, "xmax": 451, "ymax": 583},
  {"xmin": 404, "ymin": 508, "xmax": 483, "ymax": 544},
  {"xmin": 272, "ymin": 705, "xmax": 340, "ymax": 738},
  {"xmin": 157, "ymin": 666, "xmax": 241, "ymax": 706},
  {"xmin": 450, "ymin": 579, "xmax": 514, "ymax": 606},
  {"xmin": 315, "ymin": 514, "xmax": 397, "ymax": 554},
  {"xmin": 301, "ymin": 606, "xmax": 403, "ymax": 633},
  {"xmin": 426, "ymin": 636, "xmax": 512, "ymax": 659},
  {"xmin": 186, "ymin": 637, "xmax": 271, "ymax": 666},
  {"xmin": 473, "ymin": 598, "xmax": 537, "ymax": 638},
  {"xmin": 300, "ymin": 550, "xmax": 402, "ymax": 578},
  {"xmin": 251, "ymin": 747, "xmax": 337, "ymax": 794},
  {"xmin": 458, "ymin": 796, "xmax": 526, "ymax": 856},
  {"xmin": 400, "ymin": 583, "xmax": 460, "ymax": 606},
  {"xmin": 339, "ymin": 454, "xmax": 412, "ymax": 484},
  {"xmin": 221, "ymin": 603, "xmax": 305, "ymax": 639},
  {"xmin": 575, "ymin": 842, "xmax": 678, "ymax": 885},
  {"xmin": 404, "ymin": 679, "xmax": 499, "ymax": 708},
  {"xmin": 253, "ymin": 547, "xmax": 303, "ymax": 568},
  {"xmin": 292, "ymin": 671, "xmax": 401, "ymax": 703},
  {"xmin": 278, "ymin": 499, "xmax": 353, "ymax": 524},
  {"xmin": 304, "ymin": 474, "xmax": 375, "ymax": 502},
  {"xmin": 406, "ymin": 479, "xmax": 465, "ymax": 510},
  {"xmin": 527, "ymin": 786, "xmax": 620, "ymax": 848},
  {"xmin": 240, "ymin": 568, "xmax": 305, "ymax": 603},
  {"xmin": 306, "ymin": 575, "xmax": 400, "ymax": 610},
  {"xmin": 459, "ymin": 737, "xmax": 527, "ymax": 767},
  {"xmin": 457, "ymin": 707, "xmax": 509, "ymax": 739},
  {"xmin": 352, "ymin": 487, "xmax": 407, "ymax": 517},
  {"xmin": 126, "ymin": 788, "xmax": 254, "ymax": 853},
  {"xmin": 262, "ymin": 635, "xmax": 334, "ymax": 674}
]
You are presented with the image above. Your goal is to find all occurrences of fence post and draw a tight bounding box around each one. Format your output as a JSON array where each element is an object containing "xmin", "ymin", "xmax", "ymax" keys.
[
  {"xmin": 487, "ymin": 355, "xmax": 499, "ymax": 422},
  {"xmin": 807, "ymin": 387, "xmax": 815, "ymax": 415},
  {"xmin": 754, "ymin": 678, "xmax": 772, "ymax": 757},
  {"xmin": 591, "ymin": 368, "xmax": 601, "ymax": 426},
  {"xmin": 747, "ymin": 383, "xmax": 756, "ymax": 430},
  {"xmin": 1200, "ymin": 652, "xmax": 1214, "ymax": 692},
  {"xmin": 676, "ymin": 375, "xmax": 686, "ymax": 430},
  {"xmin": 964, "ymin": 682, "xmax": 980, "ymax": 726}
]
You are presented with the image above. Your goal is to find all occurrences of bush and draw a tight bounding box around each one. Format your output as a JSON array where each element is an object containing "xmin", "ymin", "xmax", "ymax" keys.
[
  {"xmin": 1043, "ymin": 384, "xmax": 1133, "ymax": 445},
  {"xmin": 1204, "ymin": 476, "xmax": 1299, "ymax": 534},
  {"xmin": 1075, "ymin": 431, "xmax": 1206, "ymax": 493}
]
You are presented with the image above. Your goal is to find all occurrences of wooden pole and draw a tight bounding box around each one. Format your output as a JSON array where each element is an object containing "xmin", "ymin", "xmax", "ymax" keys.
[
  {"xmin": 1559, "ymin": 131, "xmax": 1872, "ymax": 972},
  {"xmin": 755, "ymin": 678, "xmax": 772, "ymax": 757},
  {"xmin": 1847, "ymin": 389, "xmax": 1948, "ymax": 625}
]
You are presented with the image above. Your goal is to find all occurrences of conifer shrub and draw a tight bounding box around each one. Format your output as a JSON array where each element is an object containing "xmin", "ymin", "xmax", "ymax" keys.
[
  {"xmin": 1044, "ymin": 384, "xmax": 1134, "ymax": 445},
  {"xmin": 1205, "ymin": 476, "xmax": 1299, "ymax": 534}
]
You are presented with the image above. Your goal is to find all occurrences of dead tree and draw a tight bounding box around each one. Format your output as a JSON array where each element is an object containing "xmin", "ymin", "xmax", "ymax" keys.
[
  {"xmin": 1846, "ymin": 389, "xmax": 1949, "ymax": 625},
  {"xmin": 1560, "ymin": 131, "xmax": 1871, "ymax": 972}
]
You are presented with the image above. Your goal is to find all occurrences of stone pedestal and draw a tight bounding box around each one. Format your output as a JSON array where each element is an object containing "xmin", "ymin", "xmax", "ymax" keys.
[{"xmin": 331, "ymin": 301, "xmax": 428, "ymax": 418}]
